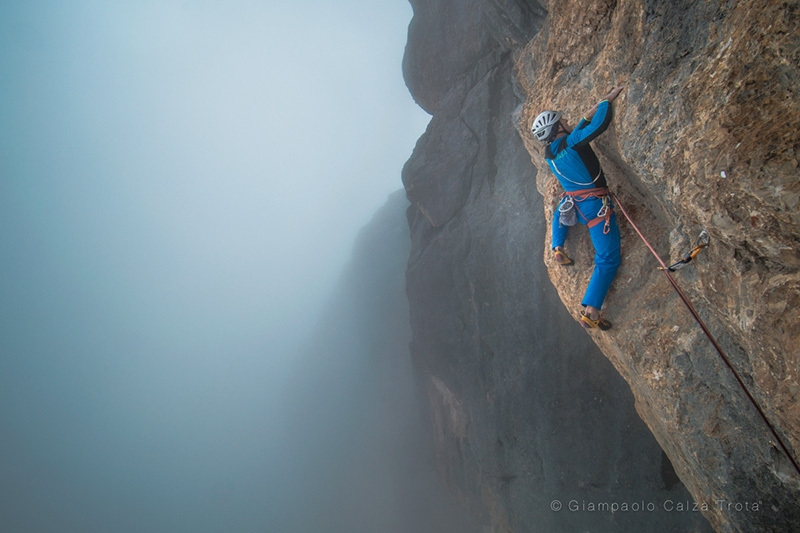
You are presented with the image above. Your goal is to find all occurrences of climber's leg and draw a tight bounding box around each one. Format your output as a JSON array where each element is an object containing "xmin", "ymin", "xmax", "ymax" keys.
[
  {"xmin": 581, "ymin": 214, "xmax": 621, "ymax": 310},
  {"xmin": 551, "ymin": 204, "xmax": 569, "ymax": 250}
]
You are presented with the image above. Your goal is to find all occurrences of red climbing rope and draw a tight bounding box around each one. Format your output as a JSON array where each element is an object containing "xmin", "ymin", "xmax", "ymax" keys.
[{"xmin": 611, "ymin": 192, "xmax": 800, "ymax": 477}]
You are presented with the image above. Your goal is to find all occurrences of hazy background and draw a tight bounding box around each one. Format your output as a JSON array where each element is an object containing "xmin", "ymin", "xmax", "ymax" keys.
[{"xmin": 0, "ymin": 1, "xmax": 433, "ymax": 531}]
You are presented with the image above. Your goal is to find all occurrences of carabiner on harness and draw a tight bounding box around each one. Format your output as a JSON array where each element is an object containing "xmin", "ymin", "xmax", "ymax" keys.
[
  {"xmin": 597, "ymin": 196, "xmax": 611, "ymax": 234},
  {"xmin": 596, "ymin": 199, "xmax": 609, "ymax": 219}
]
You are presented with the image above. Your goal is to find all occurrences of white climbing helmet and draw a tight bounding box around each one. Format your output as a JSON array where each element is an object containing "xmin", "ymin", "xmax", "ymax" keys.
[{"xmin": 532, "ymin": 110, "xmax": 562, "ymax": 141}]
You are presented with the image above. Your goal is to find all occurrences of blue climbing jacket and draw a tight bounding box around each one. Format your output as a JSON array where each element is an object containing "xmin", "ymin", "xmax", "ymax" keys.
[
  {"xmin": 546, "ymin": 100, "xmax": 620, "ymax": 310},
  {"xmin": 545, "ymin": 100, "xmax": 613, "ymax": 192}
]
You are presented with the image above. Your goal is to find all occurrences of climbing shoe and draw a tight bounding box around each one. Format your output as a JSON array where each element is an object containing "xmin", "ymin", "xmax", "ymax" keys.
[
  {"xmin": 580, "ymin": 312, "xmax": 612, "ymax": 330},
  {"xmin": 554, "ymin": 247, "xmax": 573, "ymax": 266}
]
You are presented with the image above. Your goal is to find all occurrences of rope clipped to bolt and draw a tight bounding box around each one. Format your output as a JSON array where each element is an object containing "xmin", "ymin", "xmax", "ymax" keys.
[{"xmin": 611, "ymin": 191, "xmax": 800, "ymax": 478}]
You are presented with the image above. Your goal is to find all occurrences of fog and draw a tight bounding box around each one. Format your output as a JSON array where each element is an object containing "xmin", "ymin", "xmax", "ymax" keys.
[{"xmin": 0, "ymin": 2, "xmax": 449, "ymax": 532}]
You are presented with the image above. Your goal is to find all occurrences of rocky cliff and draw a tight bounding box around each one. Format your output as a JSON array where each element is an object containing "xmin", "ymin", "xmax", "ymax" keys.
[{"xmin": 401, "ymin": 1, "xmax": 800, "ymax": 532}]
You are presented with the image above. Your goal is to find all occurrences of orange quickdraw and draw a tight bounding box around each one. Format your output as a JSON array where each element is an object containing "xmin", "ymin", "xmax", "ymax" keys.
[{"xmin": 659, "ymin": 230, "xmax": 710, "ymax": 272}]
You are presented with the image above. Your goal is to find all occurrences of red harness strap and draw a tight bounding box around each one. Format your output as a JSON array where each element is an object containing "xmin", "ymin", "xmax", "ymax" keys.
[{"xmin": 562, "ymin": 187, "xmax": 613, "ymax": 233}]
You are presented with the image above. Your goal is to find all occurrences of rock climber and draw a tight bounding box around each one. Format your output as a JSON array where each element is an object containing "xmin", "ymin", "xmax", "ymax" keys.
[{"xmin": 531, "ymin": 86, "xmax": 625, "ymax": 330}]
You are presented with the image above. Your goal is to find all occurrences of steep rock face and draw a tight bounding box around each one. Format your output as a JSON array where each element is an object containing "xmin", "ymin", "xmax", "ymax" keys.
[
  {"xmin": 517, "ymin": 0, "xmax": 800, "ymax": 531},
  {"xmin": 402, "ymin": 2, "xmax": 709, "ymax": 532},
  {"xmin": 402, "ymin": 0, "xmax": 799, "ymax": 532},
  {"xmin": 403, "ymin": 0, "xmax": 546, "ymax": 114}
]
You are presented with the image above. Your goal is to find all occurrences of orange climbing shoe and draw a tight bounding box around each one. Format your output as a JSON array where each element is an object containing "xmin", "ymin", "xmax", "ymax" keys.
[
  {"xmin": 554, "ymin": 247, "xmax": 573, "ymax": 266},
  {"xmin": 580, "ymin": 311, "xmax": 612, "ymax": 330}
]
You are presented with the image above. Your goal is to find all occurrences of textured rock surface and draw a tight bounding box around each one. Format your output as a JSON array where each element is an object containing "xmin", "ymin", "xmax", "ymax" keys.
[{"xmin": 402, "ymin": 0, "xmax": 800, "ymax": 532}]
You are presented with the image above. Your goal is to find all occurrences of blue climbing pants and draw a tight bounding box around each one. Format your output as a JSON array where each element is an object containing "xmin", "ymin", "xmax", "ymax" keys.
[{"xmin": 551, "ymin": 196, "xmax": 621, "ymax": 310}]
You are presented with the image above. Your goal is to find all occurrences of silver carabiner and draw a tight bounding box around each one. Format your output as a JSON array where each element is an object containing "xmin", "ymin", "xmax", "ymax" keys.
[{"xmin": 596, "ymin": 196, "xmax": 610, "ymax": 218}]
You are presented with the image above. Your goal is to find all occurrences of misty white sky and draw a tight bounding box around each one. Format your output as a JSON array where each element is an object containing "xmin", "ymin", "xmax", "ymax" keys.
[{"xmin": 0, "ymin": 1, "xmax": 430, "ymax": 531}]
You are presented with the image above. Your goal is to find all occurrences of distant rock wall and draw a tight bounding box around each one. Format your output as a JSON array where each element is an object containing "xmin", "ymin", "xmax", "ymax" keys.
[
  {"xmin": 278, "ymin": 191, "xmax": 477, "ymax": 533},
  {"xmin": 401, "ymin": 0, "xmax": 800, "ymax": 532}
]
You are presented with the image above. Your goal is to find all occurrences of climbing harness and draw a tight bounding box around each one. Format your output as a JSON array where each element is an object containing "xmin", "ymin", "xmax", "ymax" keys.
[
  {"xmin": 659, "ymin": 230, "xmax": 711, "ymax": 272},
  {"xmin": 611, "ymin": 192, "xmax": 800, "ymax": 477},
  {"xmin": 561, "ymin": 187, "xmax": 614, "ymax": 234},
  {"xmin": 548, "ymin": 144, "xmax": 610, "ymax": 231}
]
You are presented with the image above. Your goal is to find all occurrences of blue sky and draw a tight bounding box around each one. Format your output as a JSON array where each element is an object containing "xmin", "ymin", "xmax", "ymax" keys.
[{"xmin": 0, "ymin": 1, "xmax": 429, "ymax": 531}]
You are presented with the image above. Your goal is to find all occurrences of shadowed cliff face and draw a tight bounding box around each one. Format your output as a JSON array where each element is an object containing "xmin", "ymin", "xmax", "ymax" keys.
[{"xmin": 402, "ymin": 0, "xmax": 799, "ymax": 532}]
